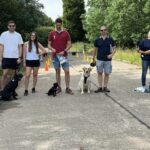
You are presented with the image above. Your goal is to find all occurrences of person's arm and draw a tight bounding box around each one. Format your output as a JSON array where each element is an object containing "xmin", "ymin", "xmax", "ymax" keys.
[
  {"xmin": 48, "ymin": 32, "xmax": 56, "ymax": 53},
  {"xmin": 107, "ymin": 46, "xmax": 116, "ymax": 59},
  {"xmin": 0, "ymin": 44, "xmax": 3, "ymax": 65},
  {"xmin": 65, "ymin": 40, "xmax": 72, "ymax": 52},
  {"xmin": 23, "ymin": 43, "xmax": 27, "ymax": 67},
  {"xmin": 92, "ymin": 47, "xmax": 97, "ymax": 62},
  {"xmin": 17, "ymin": 44, "xmax": 23, "ymax": 64},
  {"xmin": 48, "ymin": 41, "xmax": 56, "ymax": 53},
  {"xmin": 38, "ymin": 42, "xmax": 47, "ymax": 54},
  {"xmin": 107, "ymin": 38, "xmax": 116, "ymax": 59}
]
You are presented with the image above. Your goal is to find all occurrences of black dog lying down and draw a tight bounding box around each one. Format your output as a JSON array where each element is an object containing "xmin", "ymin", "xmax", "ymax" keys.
[
  {"xmin": 1, "ymin": 73, "xmax": 23, "ymax": 101},
  {"xmin": 47, "ymin": 82, "xmax": 59, "ymax": 97}
]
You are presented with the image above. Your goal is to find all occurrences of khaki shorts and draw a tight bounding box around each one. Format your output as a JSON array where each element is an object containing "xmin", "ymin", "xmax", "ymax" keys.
[{"xmin": 96, "ymin": 60, "xmax": 112, "ymax": 74}]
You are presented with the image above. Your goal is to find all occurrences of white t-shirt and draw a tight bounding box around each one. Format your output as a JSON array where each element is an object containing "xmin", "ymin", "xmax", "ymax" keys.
[
  {"xmin": 0, "ymin": 31, "xmax": 23, "ymax": 58},
  {"xmin": 25, "ymin": 42, "xmax": 39, "ymax": 60}
]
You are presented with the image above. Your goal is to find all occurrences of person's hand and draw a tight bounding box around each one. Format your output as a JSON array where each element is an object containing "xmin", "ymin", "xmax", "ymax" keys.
[
  {"xmin": 0, "ymin": 58, "xmax": 2, "ymax": 67},
  {"xmin": 107, "ymin": 54, "xmax": 113, "ymax": 59},
  {"xmin": 23, "ymin": 62, "xmax": 26, "ymax": 68},
  {"xmin": 17, "ymin": 58, "xmax": 22, "ymax": 64},
  {"xmin": 58, "ymin": 51, "xmax": 65, "ymax": 56},
  {"xmin": 52, "ymin": 49, "xmax": 56, "ymax": 53}
]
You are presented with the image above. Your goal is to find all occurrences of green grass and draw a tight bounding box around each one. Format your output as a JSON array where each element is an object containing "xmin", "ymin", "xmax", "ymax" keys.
[
  {"xmin": 114, "ymin": 48, "xmax": 141, "ymax": 66},
  {"xmin": 72, "ymin": 42, "xmax": 141, "ymax": 66},
  {"xmin": 71, "ymin": 42, "xmax": 93, "ymax": 54}
]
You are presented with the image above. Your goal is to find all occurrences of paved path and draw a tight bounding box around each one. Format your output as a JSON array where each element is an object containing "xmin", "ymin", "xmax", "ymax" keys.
[{"xmin": 0, "ymin": 55, "xmax": 150, "ymax": 150}]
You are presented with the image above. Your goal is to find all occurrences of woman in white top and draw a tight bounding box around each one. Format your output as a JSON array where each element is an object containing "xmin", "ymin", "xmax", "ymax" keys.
[{"xmin": 23, "ymin": 32, "xmax": 46, "ymax": 96}]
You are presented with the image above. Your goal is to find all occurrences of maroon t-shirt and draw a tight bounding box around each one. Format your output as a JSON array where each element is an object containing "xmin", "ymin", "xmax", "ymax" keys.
[{"xmin": 48, "ymin": 30, "xmax": 71, "ymax": 58}]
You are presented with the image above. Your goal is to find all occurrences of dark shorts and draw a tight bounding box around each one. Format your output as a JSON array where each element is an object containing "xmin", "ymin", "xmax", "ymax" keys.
[
  {"xmin": 2, "ymin": 58, "xmax": 19, "ymax": 70},
  {"xmin": 26, "ymin": 60, "xmax": 40, "ymax": 68}
]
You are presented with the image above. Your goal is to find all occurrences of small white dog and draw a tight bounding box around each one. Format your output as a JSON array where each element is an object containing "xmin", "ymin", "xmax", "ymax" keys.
[{"xmin": 78, "ymin": 67, "xmax": 92, "ymax": 94}]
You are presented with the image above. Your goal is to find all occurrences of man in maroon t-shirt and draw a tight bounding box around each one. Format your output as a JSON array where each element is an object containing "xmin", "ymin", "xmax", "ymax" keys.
[{"xmin": 48, "ymin": 18, "xmax": 73, "ymax": 95}]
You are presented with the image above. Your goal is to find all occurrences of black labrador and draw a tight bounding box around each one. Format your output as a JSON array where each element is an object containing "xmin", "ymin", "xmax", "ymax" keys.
[
  {"xmin": 47, "ymin": 82, "xmax": 59, "ymax": 97},
  {"xmin": 1, "ymin": 73, "xmax": 23, "ymax": 101}
]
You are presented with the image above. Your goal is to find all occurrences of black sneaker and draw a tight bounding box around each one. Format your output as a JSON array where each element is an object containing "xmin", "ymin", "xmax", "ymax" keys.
[
  {"xmin": 94, "ymin": 87, "xmax": 103, "ymax": 93},
  {"xmin": 103, "ymin": 87, "xmax": 110, "ymax": 92},
  {"xmin": 32, "ymin": 88, "xmax": 36, "ymax": 93},
  {"xmin": 24, "ymin": 90, "xmax": 28, "ymax": 96}
]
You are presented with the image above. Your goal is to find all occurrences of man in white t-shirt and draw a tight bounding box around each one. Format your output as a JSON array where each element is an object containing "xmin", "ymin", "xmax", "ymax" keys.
[{"xmin": 0, "ymin": 20, "xmax": 23, "ymax": 91}]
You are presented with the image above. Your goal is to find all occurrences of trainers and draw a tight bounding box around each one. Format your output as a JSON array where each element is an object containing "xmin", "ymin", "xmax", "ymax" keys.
[
  {"xmin": 94, "ymin": 87, "xmax": 103, "ymax": 93},
  {"xmin": 56, "ymin": 86, "xmax": 62, "ymax": 94},
  {"xmin": 66, "ymin": 88, "xmax": 74, "ymax": 95},
  {"xmin": 32, "ymin": 88, "xmax": 36, "ymax": 93},
  {"xmin": 24, "ymin": 90, "xmax": 28, "ymax": 96},
  {"xmin": 103, "ymin": 87, "xmax": 110, "ymax": 92}
]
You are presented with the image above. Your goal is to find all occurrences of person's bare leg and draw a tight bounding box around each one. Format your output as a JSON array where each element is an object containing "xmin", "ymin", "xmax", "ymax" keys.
[
  {"xmin": 32, "ymin": 67, "xmax": 39, "ymax": 89},
  {"xmin": 55, "ymin": 68, "xmax": 61, "ymax": 86},
  {"xmin": 63, "ymin": 68, "xmax": 70, "ymax": 88},
  {"xmin": 24, "ymin": 67, "xmax": 32, "ymax": 91},
  {"xmin": 1, "ymin": 69, "xmax": 9, "ymax": 90},
  {"xmin": 98, "ymin": 72, "xmax": 103, "ymax": 87},
  {"xmin": 104, "ymin": 73, "xmax": 109, "ymax": 87}
]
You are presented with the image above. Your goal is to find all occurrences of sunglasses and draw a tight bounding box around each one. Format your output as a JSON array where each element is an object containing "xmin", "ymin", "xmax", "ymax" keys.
[
  {"xmin": 100, "ymin": 29, "xmax": 107, "ymax": 31},
  {"xmin": 8, "ymin": 25, "xmax": 15, "ymax": 27}
]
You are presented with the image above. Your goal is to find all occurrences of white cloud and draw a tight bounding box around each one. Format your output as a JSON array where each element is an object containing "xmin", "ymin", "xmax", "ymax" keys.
[
  {"xmin": 39, "ymin": 0, "xmax": 63, "ymax": 21},
  {"xmin": 39, "ymin": 0, "xmax": 88, "ymax": 21}
]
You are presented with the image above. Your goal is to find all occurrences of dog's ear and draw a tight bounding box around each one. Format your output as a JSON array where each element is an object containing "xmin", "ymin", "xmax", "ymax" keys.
[
  {"xmin": 82, "ymin": 67, "xmax": 86, "ymax": 72},
  {"xmin": 88, "ymin": 67, "xmax": 92, "ymax": 72}
]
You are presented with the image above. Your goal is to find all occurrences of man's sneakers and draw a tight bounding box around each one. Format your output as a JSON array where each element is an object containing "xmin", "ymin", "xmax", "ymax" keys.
[
  {"xmin": 66, "ymin": 87, "xmax": 74, "ymax": 95},
  {"xmin": 94, "ymin": 87, "xmax": 110, "ymax": 93},
  {"xmin": 94, "ymin": 87, "xmax": 103, "ymax": 93},
  {"xmin": 103, "ymin": 87, "xmax": 110, "ymax": 92},
  {"xmin": 56, "ymin": 86, "xmax": 74, "ymax": 95}
]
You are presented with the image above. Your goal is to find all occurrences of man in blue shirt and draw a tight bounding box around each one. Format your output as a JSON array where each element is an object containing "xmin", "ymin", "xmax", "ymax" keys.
[
  {"xmin": 92, "ymin": 26, "xmax": 116, "ymax": 92},
  {"xmin": 138, "ymin": 31, "xmax": 150, "ymax": 91}
]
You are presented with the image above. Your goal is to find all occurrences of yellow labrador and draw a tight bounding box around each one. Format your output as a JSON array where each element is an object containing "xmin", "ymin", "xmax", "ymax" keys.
[{"xmin": 78, "ymin": 67, "xmax": 92, "ymax": 94}]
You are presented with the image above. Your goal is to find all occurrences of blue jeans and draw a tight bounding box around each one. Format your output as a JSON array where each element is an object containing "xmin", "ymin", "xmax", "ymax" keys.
[{"xmin": 141, "ymin": 60, "xmax": 150, "ymax": 86}]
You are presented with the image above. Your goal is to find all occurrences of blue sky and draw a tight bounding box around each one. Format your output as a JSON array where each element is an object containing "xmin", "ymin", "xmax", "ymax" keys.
[{"xmin": 39, "ymin": 0, "xmax": 88, "ymax": 21}]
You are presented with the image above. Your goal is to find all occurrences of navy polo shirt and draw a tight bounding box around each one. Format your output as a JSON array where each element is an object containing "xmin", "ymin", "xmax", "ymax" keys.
[
  {"xmin": 94, "ymin": 36, "xmax": 115, "ymax": 61},
  {"xmin": 139, "ymin": 39, "xmax": 150, "ymax": 61}
]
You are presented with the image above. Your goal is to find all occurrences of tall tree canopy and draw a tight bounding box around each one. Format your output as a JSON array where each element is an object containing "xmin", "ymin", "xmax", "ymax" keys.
[
  {"xmin": 62, "ymin": 0, "xmax": 86, "ymax": 42},
  {"xmin": 82, "ymin": 0, "xmax": 150, "ymax": 47},
  {"xmin": 0, "ymin": 0, "xmax": 53, "ymax": 36}
]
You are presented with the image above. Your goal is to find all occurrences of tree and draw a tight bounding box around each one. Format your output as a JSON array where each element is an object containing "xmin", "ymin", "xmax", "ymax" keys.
[
  {"xmin": 0, "ymin": 0, "xmax": 53, "ymax": 37},
  {"xmin": 82, "ymin": 0, "xmax": 150, "ymax": 47},
  {"xmin": 62, "ymin": 0, "xmax": 86, "ymax": 42}
]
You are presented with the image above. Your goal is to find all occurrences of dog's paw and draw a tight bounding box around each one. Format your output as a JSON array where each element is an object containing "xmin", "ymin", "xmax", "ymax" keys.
[{"xmin": 81, "ymin": 91, "xmax": 84, "ymax": 94}]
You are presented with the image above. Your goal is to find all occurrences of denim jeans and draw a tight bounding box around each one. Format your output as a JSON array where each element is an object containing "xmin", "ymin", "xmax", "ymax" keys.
[{"xmin": 141, "ymin": 60, "xmax": 150, "ymax": 86}]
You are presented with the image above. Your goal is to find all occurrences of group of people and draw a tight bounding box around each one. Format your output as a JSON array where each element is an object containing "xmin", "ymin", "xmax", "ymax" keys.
[{"xmin": 0, "ymin": 18, "xmax": 150, "ymax": 98}]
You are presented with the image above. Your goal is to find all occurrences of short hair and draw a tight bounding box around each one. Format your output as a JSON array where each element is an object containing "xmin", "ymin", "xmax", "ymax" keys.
[
  {"xmin": 8, "ymin": 20, "xmax": 16, "ymax": 25},
  {"xmin": 55, "ymin": 18, "xmax": 62, "ymax": 24},
  {"xmin": 100, "ymin": 26, "xmax": 107, "ymax": 30}
]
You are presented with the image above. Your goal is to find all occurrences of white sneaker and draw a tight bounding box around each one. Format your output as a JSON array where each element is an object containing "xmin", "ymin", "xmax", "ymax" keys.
[{"xmin": 134, "ymin": 86, "xmax": 146, "ymax": 93}]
